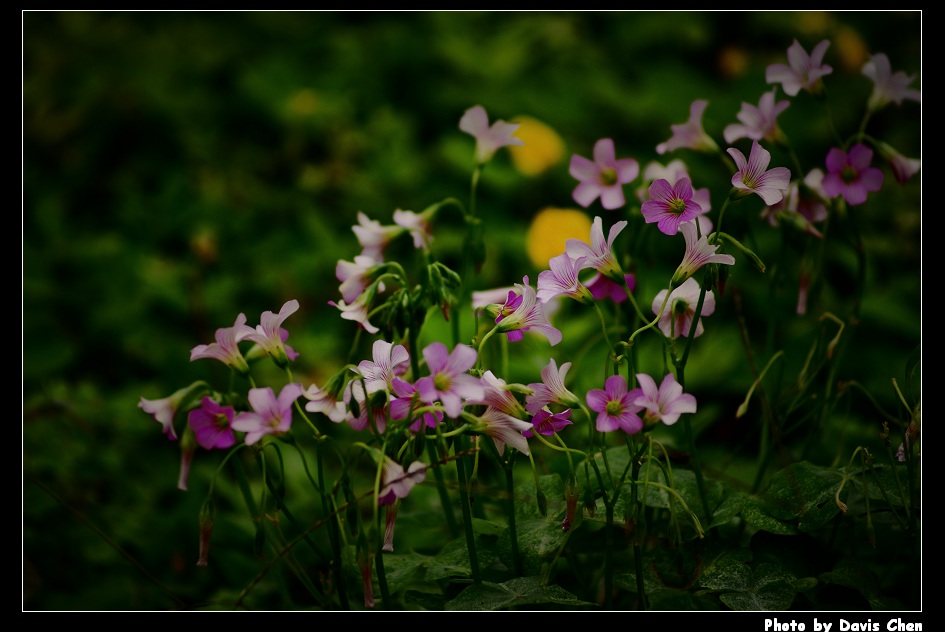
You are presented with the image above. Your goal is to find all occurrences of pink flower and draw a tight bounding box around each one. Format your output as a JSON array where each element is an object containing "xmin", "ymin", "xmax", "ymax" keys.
[
  {"xmin": 477, "ymin": 407, "xmax": 533, "ymax": 456},
  {"xmin": 459, "ymin": 105, "xmax": 524, "ymax": 164},
  {"xmin": 302, "ymin": 382, "xmax": 347, "ymax": 423},
  {"xmin": 765, "ymin": 39, "xmax": 833, "ymax": 97},
  {"xmin": 671, "ymin": 220, "xmax": 735, "ymax": 287},
  {"xmin": 524, "ymin": 408, "xmax": 572, "ymax": 438},
  {"xmin": 874, "ymin": 140, "xmax": 920, "ymax": 185},
  {"xmin": 231, "ymin": 383, "xmax": 303, "ymax": 446},
  {"xmin": 565, "ymin": 215, "xmax": 627, "ymax": 283},
  {"xmin": 329, "ymin": 289, "xmax": 380, "ymax": 334},
  {"xmin": 390, "ymin": 377, "xmax": 443, "ymax": 432},
  {"xmin": 762, "ymin": 169, "xmax": 829, "ymax": 239},
  {"xmin": 236, "ymin": 300, "xmax": 301, "ymax": 368},
  {"xmin": 569, "ymin": 138, "xmax": 639, "ymax": 210},
  {"xmin": 862, "ymin": 53, "xmax": 921, "ymax": 111},
  {"xmin": 586, "ymin": 374, "xmax": 644, "ymax": 435},
  {"xmin": 536, "ymin": 253, "xmax": 593, "ymax": 304},
  {"xmin": 187, "ymin": 396, "xmax": 237, "ymax": 450},
  {"xmin": 352, "ymin": 211, "xmax": 404, "ymax": 261},
  {"xmin": 356, "ymin": 339, "xmax": 410, "ymax": 395},
  {"xmin": 525, "ymin": 358, "xmax": 580, "ymax": 414},
  {"xmin": 139, "ymin": 383, "xmax": 205, "ymax": 441},
  {"xmin": 393, "ymin": 207, "xmax": 436, "ymax": 251},
  {"xmin": 641, "ymin": 177, "xmax": 703, "ymax": 236},
  {"xmin": 190, "ymin": 312, "xmax": 253, "ymax": 375},
  {"xmin": 637, "ymin": 160, "xmax": 713, "ymax": 235},
  {"xmin": 652, "ymin": 277, "xmax": 715, "ymax": 340},
  {"xmin": 336, "ymin": 254, "xmax": 382, "ymax": 304},
  {"xmin": 822, "ymin": 143, "xmax": 884, "ymax": 206},
  {"xmin": 494, "ymin": 277, "xmax": 562, "ymax": 346},
  {"xmin": 656, "ymin": 100, "xmax": 719, "ymax": 155},
  {"xmin": 414, "ymin": 342, "xmax": 484, "ymax": 419},
  {"xmin": 632, "ymin": 373, "xmax": 697, "ymax": 428},
  {"xmin": 378, "ymin": 457, "xmax": 427, "ymax": 506},
  {"xmin": 342, "ymin": 378, "xmax": 390, "ymax": 433},
  {"xmin": 723, "ymin": 89, "xmax": 790, "ymax": 145},
  {"xmin": 467, "ymin": 370, "xmax": 528, "ymax": 418},
  {"xmin": 727, "ymin": 140, "xmax": 792, "ymax": 205}
]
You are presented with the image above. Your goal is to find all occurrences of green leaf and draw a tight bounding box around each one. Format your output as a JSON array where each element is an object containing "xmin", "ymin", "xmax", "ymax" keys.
[{"xmin": 445, "ymin": 576, "xmax": 596, "ymax": 610}]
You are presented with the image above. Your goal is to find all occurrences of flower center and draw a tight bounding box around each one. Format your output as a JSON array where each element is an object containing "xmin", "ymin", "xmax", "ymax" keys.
[
  {"xmin": 433, "ymin": 373, "xmax": 452, "ymax": 393},
  {"xmin": 599, "ymin": 167, "xmax": 618, "ymax": 186},
  {"xmin": 214, "ymin": 412, "xmax": 230, "ymax": 430},
  {"xmin": 840, "ymin": 165, "xmax": 858, "ymax": 183},
  {"xmin": 605, "ymin": 400, "xmax": 624, "ymax": 417},
  {"xmin": 669, "ymin": 197, "xmax": 687, "ymax": 215}
]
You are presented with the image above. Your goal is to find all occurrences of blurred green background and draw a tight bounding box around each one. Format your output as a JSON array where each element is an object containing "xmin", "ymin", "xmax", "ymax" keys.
[{"xmin": 23, "ymin": 11, "xmax": 921, "ymax": 610}]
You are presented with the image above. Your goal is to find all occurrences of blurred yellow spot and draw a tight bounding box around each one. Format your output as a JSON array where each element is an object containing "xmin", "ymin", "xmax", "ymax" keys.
[
  {"xmin": 833, "ymin": 26, "xmax": 869, "ymax": 72},
  {"xmin": 287, "ymin": 89, "xmax": 319, "ymax": 117},
  {"xmin": 797, "ymin": 11, "xmax": 833, "ymax": 36},
  {"xmin": 717, "ymin": 45, "xmax": 749, "ymax": 80},
  {"xmin": 526, "ymin": 207, "xmax": 592, "ymax": 269},
  {"xmin": 508, "ymin": 116, "xmax": 566, "ymax": 177}
]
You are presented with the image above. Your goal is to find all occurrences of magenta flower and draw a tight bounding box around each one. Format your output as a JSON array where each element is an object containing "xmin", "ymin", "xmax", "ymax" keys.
[
  {"xmin": 671, "ymin": 220, "xmax": 736, "ymax": 287},
  {"xmin": 187, "ymin": 396, "xmax": 237, "ymax": 451},
  {"xmin": 586, "ymin": 272, "xmax": 636, "ymax": 304},
  {"xmin": 524, "ymin": 408, "xmax": 573, "ymax": 438},
  {"xmin": 190, "ymin": 312, "xmax": 253, "ymax": 376},
  {"xmin": 641, "ymin": 177, "xmax": 703, "ymax": 236},
  {"xmin": 874, "ymin": 140, "xmax": 921, "ymax": 185},
  {"xmin": 378, "ymin": 457, "xmax": 427, "ymax": 506},
  {"xmin": 459, "ymin": 104, "xmax": 524, "ymax": 164},
  {"xmin": 231, "ymin": 383, "xmax": 303, "ymax": 446},
  {"xmin": 586, "ymin": 374, "xmax": 644, "ymax": 435},
  {"xmin": 727, "ymin": 140, "xmax": 791, "ymax": 205},
  {"xmin": 569, "ymin": 138, "xmax": 639, "ymax": 210},
  {"xmin": 637, "ymin": 160, "xmax": 713, "ymax": 235},
  {"xmin": 236, "ymin": 299, "xmax": 301, "ymax": 368},
  {"xmin": 390, "ymin": 377, "xmax": 443, "ymax": 432},
  {"xmin": 822, "ymin": 143, "xmax": 884, "ymax": 206},
  {"xmin": 862, "ymin": 53, "xmax": 921, "ymax": 111},
  {"xmin": 536, "ymin": 253, "xmax": 593, "ymax": 304},
  {"xmin": 652, "ymin": 277, "xmax": 715, "ymax": 340},
  {"xmin": 525, "ymin": 358, "xmax": 579, "ymax": 415},
  {"xmin": 336, "ymin": 254, "xmax": 382, "ymax": 304},
  {"xmin": 352, "ymin": 211, "xmax": 404, "ymax": 261},
  {"xmin": 656, "ymin": 99, "xmax": 719, "ymax": 155},
  {"xmin": 494, "ymin": 277, "xmax": 562, "ymax": 346},
  {"xmin": 414, "ymin": 342, "xmax": 484, "ymax": 419},
  {"xmin": 565, "ymin": 215, "xmax": 627, "ymax": 283},
  {"xmin": 632, "ymin": 373, "xmax": 697, "ymax": 428},
  {"xmin": 765, "ymin": 39, "xmax": 832, "ymax": 97},
  {"xmin": 723, "ymin": 89, "xmax": 790, "ymax": 145}
]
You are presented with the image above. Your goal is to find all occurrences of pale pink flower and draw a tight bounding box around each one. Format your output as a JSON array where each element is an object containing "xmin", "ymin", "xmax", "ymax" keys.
[
  {"xmin": 329, "ymin": 291, "xmax": 380, "ymax": 334},
  {"xmin": 525, "ymin": 358, "xmax": 580, "ymax": 414},
  {"xmin": 494, "ymin": 277, "xmax": 562, "ymax": 346},
  {"xmin": 352, "ymin": 211, "xmax": 404, "ymax": 261},
  {"xmin": 459, "ymin": 104, "xmax": 524, "ymax": 164},
  {"xmin": 762, "ymin": 169, "xmax": 829, "ymax": 239},
  {"xmin": 231, "ymin": 383, "xmax": 304, "ymax": 446},
  {"xmin": 139, "ymin": 384, "xmax": 205, "ymax": 441},
  {"xmin": 632, "ymin": 373, "xmax": 697, "ymax": 427},
  {"xmin": 862, "ymin": 53, "xmax": 921, "ymax": 111},
  {"xmin": 723, "ymin": 89, "xmax": 790, "ymax": 145},
  {"xmin": 477, "ymin": 407, "xmax": 533, "ymax": 456},
  {"xmin": 190, "ymin": 312, "xmax": 253, "ymax": 375},
  {"xmin": 565, "ymin": 215, "xmax": 627, "ymax": 282},
  {"xmin": 336, "ymin": 254, "xmax": 382, "ymax": 304},
  {"xmin": 536, "ymin": 253, "xmax": 593, "ymax": 304},
  {"xmin": 236, "ymin": 299, "xmax": 301, "ymax": 368},
  {"xmin": 302, "ymin": 382, "xmax": 348, "ymax": 423},
  {"xmin": 378, "ymin": 457, "xmax": 427, "ymax": 506},
  {"xmin": 874, "ymin": 140, "xmax": 920, "ymax": 185},
  {"xmin": 393, "ymin": 207, "xmax": 435, "ymax": 251},
  {"xmin": 569, "ymin": 138, "xmax": 639, "ymax": 210},
  {"xmin": 356, "ymin": 339, "xmax": 410, "ymax": 394},
  {"xmin": 652, "ymin": 277, "xmax": 715, "ymax": 340},
  {"xmin": 656, "ymin": 100, "xmax": 719, "ymax": 155},
  {"xmin": 765, "ymin": 39, "xmax": 833, "ymax": 97},
  {"xmin": 727, "ymin": 140, "xmax": 791, "ymax": 205},
  {"xmin": 671, "ymin": 220, "xmax": 736, "ymax": 287}
]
